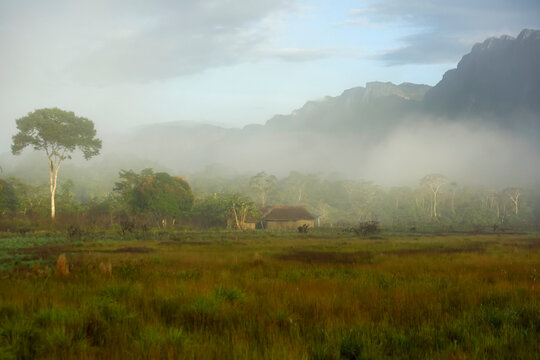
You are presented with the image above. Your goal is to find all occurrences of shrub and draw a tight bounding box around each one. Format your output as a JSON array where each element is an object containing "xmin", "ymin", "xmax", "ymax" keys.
[
  {"xmin": 214, "ymin": 286, "xmax": 245, "ymax": 303},
  {"xmin": 67, "ymin": 225, "xmax": 83, "ymax": 241},
  {"xmin": 351, "ymin": 221, "xmax": 380, "ymax": 236},
  {"xmin": 0, "ymin": 319, "xmax": 41, "ymax": 360},
  {"xmin": 340, "ymin": 329, "xmax": 367, "ymax": 360}
]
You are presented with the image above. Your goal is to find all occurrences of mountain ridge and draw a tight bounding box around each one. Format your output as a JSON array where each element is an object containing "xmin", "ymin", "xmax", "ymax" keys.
[
  {"xmin": 424, "ymin": 28, "xmax": 540, "ymax": 123},
  {"xmin": 139, "ymin": 28, "xmax": 540, "ymax": 136},
  {"xmin": 116, "ymin": 29, "xmax": 540, "ymax": 178}
]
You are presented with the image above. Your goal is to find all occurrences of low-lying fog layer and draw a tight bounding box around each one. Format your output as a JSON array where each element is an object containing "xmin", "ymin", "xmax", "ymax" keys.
[{"xmin": 2, "ymin": 115, "xmax": 538, "ymax": 190}]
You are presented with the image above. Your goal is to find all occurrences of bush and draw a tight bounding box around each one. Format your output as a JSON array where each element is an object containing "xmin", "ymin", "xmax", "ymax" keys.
[
  {"xmin": 297, "ymin": 224, "xmax": 310, "ymax": 233},
  {"xmin": 350, "ymin": 221, "xmax": 380, "ymax": 236},
  {"xmin": 340, "ymin": 328, "xmax": 366, "ymax": 360},
  {"xmin": 66, "ymin": 225, "xmax": 83, "ymax": 241}
]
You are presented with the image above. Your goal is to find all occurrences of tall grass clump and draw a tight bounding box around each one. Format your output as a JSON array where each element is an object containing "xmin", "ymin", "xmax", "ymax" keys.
[{"xmin": 55, "ymin": 254, "xmax": 69, "ymax": 277}]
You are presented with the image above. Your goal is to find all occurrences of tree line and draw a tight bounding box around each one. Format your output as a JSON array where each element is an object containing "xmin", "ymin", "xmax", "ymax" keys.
[
  {"xmin": 1, "ymin": 167, "xmax": 538, "ymax": 232},
  {"xmin": 1, "ymin": 107, "xmax": 539, "ymax": 233}
]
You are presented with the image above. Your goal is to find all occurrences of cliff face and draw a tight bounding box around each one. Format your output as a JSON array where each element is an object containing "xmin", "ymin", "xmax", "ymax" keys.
[
  {"xmin": 265, "ymin": 30, "xmax": 540, "ymax": 133},
  {"xmin": 424, "ymin": 29, "xmax": 540, "ymax": 120}
]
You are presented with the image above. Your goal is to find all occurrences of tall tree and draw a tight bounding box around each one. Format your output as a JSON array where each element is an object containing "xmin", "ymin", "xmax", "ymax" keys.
[
  {"xmin": 285, "ymin": 171, "xmax": 311, "ymax": 203},
  {"xmin": 229, "ymin": 193, "xmax": 255, "ymax": 231},
  {"xmin": 420, "ymin": 174, "xmax": 447, "ymax": 219},
  {"xmin": 249, "ymin": 172, "xmax": 277, "ymax": 208},
  {"xmin": 503, "ymin": 187, "xmax": 521, "ymax": 216},
  {"xmin": 11, "ymin": 108, "xmax": 102, "ymax": 219}
]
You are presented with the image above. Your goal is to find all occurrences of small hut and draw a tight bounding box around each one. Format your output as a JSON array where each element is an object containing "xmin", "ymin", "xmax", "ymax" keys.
[
  {"xmin": 242, "ymin": 215, "xmax": 258, "ymax": 230},
  {"xmin": 262, "ymin": 206, "xmax": 316, "ymax": 230}
]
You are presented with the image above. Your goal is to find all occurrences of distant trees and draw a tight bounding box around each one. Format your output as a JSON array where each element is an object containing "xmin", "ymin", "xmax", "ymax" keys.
[
  {"xmin": 189, "ymin": 193, "xmax": 258, "ymax": 230},
  {"xmin": 503, "ymin": 187, "xmax": 521, "ymax": 216},
  {"xmin": 0, "ymin": 179, "xmax": 17, "ymax": 216},
  {"xmin": 190, "ymin": 194, "xmax": 233, "ymax": 229},
  {"xmin": 0, "ymin": 161, "xmax": 538, "ymax": 232},
  {"xmin": 7, "ymin": 179, "xmax": 49, "ymax": 217},
  {"xmin": 285, "ymin": 171, "xmax": 310, "ymax": 203},
  {"xmin": 420, "ymin": 174, "xmax": 447, "ymax": 219},
  {"xmin": 56, "ymin": 180, "xmax": 80, "ymax": 216},
  {"xmin": 114, "ymin": 169, "xmax": 194, "ymax": 226},
  {"xmin": 249, "ymin": 172, "xmax": 277, "ymax": 207},
  {"xmin": 230, "ymin": 193, "xmax": 256, "ymax": 230},
  {"xmin": 11, "ymin": 108, "xmax": 102, "ymax": 219}
]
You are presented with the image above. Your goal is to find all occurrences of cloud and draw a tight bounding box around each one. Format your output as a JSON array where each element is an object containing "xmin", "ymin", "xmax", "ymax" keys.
[
  {"xmin": 264, "ymin": 47, "xmax": 358, "ymax": 62},
  {"xmin": 377, "ymin": 34, "xmax": 470, "ymax": 65},
  {"xmin": 0, "ymin": 0, "xmax": 301, "ymax": 85},
  {"xmin": 68, "ymin": 24, "xmax": 264, "ymax": 84},
  {"xmin": 345, "ymin": 0, "xmax": 540, "ymax": 65},
  {"xmin": 69, "ymin": 1, "xmax": 301, "ymax": 83}
]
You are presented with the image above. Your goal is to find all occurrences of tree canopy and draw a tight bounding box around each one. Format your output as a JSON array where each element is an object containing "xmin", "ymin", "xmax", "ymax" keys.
[
  {"xmin": 12, "ymin": 108, "xmax": 101, "ymax": 160},
  {"xmin": 249, "ymin": 171, "xmax": 277, "ymax": 207},
  {"xmin": 11, "ymin": 108, "xmax": 101, "ymax": 218},
  {"xmin": 114, "ymin": 169, "xmax": 194, "ymax": 223}
]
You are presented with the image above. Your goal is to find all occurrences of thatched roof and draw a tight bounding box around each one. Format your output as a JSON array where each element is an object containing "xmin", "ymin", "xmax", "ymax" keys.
[
  {"xmin": 243, "ymin": 214, "xmax": 260, "ymax": 223},
  {"xmin": 263, "ymin": 206, "xmax": 315, "ymax": 221}
]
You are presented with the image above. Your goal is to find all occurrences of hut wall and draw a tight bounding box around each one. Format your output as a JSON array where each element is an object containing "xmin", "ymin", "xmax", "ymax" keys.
[
  {"xmin": 242, "ymin": 222, "xmax": 257, "ymax": 230},
  {"xmin": 265, "ymin": 219, "xmax": 314, "ymax": 230}
]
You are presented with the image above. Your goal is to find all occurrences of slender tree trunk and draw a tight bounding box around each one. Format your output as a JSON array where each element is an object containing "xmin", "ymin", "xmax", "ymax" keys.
[
  {"xmin": 49, "ymin": 155, "xmax": 61, "ymax": 219},
  {"xmin": 50, "ymin": 161, "xmax": 54, "ymax": 219},
  {"xmin": 504, "ymin": 189, "xmax": 520, "ymax": 217},
  {"xmin": 241, "ymin": 205, "xmax": 248, "ymax": 227},
  {"xmin": 232, "ymin": 204, "xmax": 242, "ymax": 230},
  {"xmin": 49, "ymin": 157, "xmax": 56, "ymax": 219},
  {"xmin": 433, "ymin": 190, "xmax": 438, "ymax": 218},
  {"xmin": 512, "ymin": 196, "xmax": 519, "ymax": 216},
  {"xmin": 261, "ymin": 191, "xmax": 266, "ymax": 208}
]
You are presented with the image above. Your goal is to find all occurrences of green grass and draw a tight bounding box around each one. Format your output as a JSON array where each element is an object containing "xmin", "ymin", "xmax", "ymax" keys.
[{"xmin": 0, "ymin": 232, "xmax": 538, "ymax": 359}]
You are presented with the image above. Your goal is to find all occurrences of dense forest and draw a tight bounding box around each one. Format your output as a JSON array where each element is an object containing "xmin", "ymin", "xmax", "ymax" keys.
[{"xmin": 1, "ymin": 163, "xmax": 538, "ymax": 233}]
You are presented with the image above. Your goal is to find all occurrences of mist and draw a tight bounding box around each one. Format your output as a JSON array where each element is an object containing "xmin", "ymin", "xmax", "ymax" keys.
[
  {"xmin": 2, "ymin": 113, "xmax": 539, "ymax": 193},
  {"xmin": 128, "ymin": 119, "xmax": 540, "ymax": 187}
]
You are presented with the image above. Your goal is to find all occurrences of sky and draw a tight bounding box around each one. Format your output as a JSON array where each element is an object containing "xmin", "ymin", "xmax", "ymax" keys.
[{"xmin": 1, "ymin": 0, "xmax": 539, "ymax": 152}]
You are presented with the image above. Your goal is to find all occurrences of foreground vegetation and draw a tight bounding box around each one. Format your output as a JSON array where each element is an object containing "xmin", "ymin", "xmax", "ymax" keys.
[{"xmin": 0, "ymin": 232, "xmax": 538, "ymax": 359}]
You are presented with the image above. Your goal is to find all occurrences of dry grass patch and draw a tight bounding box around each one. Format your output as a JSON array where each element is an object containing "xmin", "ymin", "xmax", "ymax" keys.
[
  {"xmin": 55, "ymin": 254, "xmax": 69, "ymax": 277},
  {"xmin": 276, "ymin": 250, "xmax": 373, "ymax": 264}
]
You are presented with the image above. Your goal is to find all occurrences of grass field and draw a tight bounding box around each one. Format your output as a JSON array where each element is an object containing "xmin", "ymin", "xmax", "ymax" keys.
[{"xmin": 0, "ymin": 232, "xmax": 538, "ymax": 359}]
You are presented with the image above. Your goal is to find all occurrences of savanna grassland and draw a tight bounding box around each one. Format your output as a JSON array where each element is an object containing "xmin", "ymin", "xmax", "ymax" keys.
[{"xmin": 0, "ymin": 232, "xmax": 539, "ymax": 359}]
